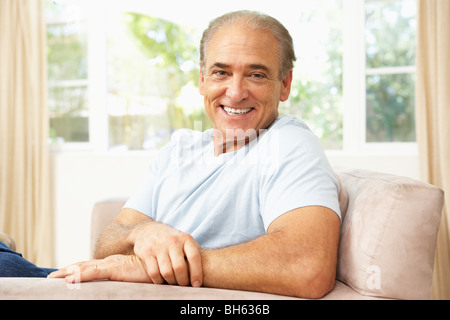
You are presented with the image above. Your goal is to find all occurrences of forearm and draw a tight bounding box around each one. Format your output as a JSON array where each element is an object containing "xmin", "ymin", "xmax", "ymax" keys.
[
  {"xmin": 200, "ymin": 209, "xmax": 340, "ymax": 299},
  {"xmin": 94, "ymin": 221, "xmax": 140, "ymax": 259},
  {"xmin": 94, "ymin": 208, "xmax": 154, "ymax": 259},
  {"xmin": 201, "ymin": 232, "xmax": 316, "ymax": 297},
  {"xmin": 94, "ymin": 215, "xmax": 203, "ymax": 287},
  {"xmin": 201, "ymin": 235, "xmax": 280, "ymax": 293}
]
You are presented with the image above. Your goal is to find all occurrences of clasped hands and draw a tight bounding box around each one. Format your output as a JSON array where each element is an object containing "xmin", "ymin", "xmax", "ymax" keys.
[{"xmin": 48, "ymin": 221, "xmax": 203, "ymax": 287}]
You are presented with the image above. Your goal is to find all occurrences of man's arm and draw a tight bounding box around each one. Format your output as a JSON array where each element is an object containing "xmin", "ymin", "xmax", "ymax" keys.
[
  {"xmin": 93, "ymin": 208, "xmax": 150, "ymax": 259},
  {"xmin": 201, "ymin": 206, "xmax": 340, "ymax": 299},
  {"xmin": 51, "ymin": 205, "xmax": 339, "ymax": 298},
  {"xmin": 94, "ymin": 208, "xmax": 203, "ymax": 287}
]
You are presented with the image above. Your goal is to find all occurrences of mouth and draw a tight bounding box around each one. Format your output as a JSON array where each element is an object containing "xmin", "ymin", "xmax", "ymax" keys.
[{"xmin": 221, "ymin": 105, "xmax": 254, "ymax": 116}]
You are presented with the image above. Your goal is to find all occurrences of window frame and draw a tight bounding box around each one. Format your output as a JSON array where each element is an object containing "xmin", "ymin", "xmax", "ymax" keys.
[
  {"xmin": 47, "ymin": 0, "xmax": 107, "ymax": 152},
  {"xmin": 342, "ymin": 0, "xmax": 417, "ymax": 155},
  {"xmin": 48, "ymin": 0, "xmax": 418, "ymax": 156}
]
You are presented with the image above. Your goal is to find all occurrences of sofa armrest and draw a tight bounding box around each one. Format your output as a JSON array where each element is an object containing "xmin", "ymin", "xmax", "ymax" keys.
[
  {"xmin": 335, "ymin": 169, "xmax": 444, "ymax": 300},
  {"xmin": 90, "ymin": 198, "xmax": 127, "ymax": 258}
]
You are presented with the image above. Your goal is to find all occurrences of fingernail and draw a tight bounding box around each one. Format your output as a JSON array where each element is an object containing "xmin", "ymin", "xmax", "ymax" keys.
[{"xmin": 192, "ymin": 281, "xmax": 201, "ymax": 287}]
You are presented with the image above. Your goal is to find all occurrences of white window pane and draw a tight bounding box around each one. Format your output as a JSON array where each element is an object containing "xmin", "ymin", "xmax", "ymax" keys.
[
  {"xmin": 47, "ymin": 22, "xmax": 88, "ymax": 81},
  {"xmin": 280, "ymin": 0, "xmax": 343, "ymax": 149},
  {"xmin": 366, "ymin": 73, "xmax": 415, "ymax": 142},
  {"xmin": 365, "ymin": 0, "xmax": 416, "ymax": 69},
  {"xmin": 49, "ymin": 86, "xmax": 89, "ymax": 143},
  {"xmin": 106, "ymin": 12, "xmax": 209, "ymax": 151},
  {"xmin": 46, "ymin": 0, "xmax": 90, "ymax": 144}
]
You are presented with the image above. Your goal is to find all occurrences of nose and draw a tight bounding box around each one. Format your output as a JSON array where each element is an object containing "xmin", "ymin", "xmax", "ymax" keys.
[{"xmin": 226, "ymin": 76, "xmax": 249, "ymax": 102}]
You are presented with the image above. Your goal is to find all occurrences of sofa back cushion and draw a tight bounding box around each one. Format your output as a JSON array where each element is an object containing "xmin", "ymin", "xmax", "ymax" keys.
[{"xmin": 336, "ymin": 170, "xmax": 444, "ymax": 299}]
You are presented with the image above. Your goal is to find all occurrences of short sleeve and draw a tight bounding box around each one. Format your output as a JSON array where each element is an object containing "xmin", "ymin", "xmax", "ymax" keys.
[
  {"xmin": 259, "ymin": 124, "xmax": 341, "ymax": 230},
  {"xmin": 122, "ymin": 169, "xmax": 156, "ymax": 218},
  {"xmin": 122, "ymin": 142, "xmax": 174, "ymax": 218}
]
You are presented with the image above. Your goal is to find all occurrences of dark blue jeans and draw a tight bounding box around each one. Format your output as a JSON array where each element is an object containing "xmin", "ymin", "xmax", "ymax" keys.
[{"xmin": 0, "ymin": 241, "xmax": 57, "ymax": 277}]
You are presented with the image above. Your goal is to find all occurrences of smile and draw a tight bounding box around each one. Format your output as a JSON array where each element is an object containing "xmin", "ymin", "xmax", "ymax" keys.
[{"xmin": 222, "ymin": 106, "xmax": 253, "ymax": 115}]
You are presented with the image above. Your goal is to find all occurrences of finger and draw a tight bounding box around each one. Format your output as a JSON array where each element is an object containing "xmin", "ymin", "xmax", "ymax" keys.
[
  {"xmin": 67, "ymin": 262, "xmax": 108, "ymax": 283},
  {"xmin": 184, "ymin": 239, "xmax": 203, "ymax": 287},
  {"xmin": 47, "ymin": 262, "xmax": 88, "ymax": 279},
  {"xmin": 143, "ymin": 255, "xmax": 164, "ymax": 284},
  {"xmin": 48, "ymin": 266, "xmax": 73, "ymax": 278},
  {"xmin": 169, "ymin": 249, "xmax": 189, "ymax": 286},
  {"xmin": 157, "ymin": 253, "xmax": 176, "ymax": 285},
  {"xmin": 48, "ymin": 261, "xmax": 108, "ymax": 283}
]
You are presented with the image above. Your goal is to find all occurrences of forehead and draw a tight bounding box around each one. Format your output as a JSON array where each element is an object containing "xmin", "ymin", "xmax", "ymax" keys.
[{"xmin": 206, "ymin": 24, "xmax": 280, "ymax": 71}]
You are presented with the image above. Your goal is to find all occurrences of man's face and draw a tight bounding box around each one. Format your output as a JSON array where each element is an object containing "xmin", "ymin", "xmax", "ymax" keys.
[{"xmin": 199, "ymin": 23, "xmax": 292, "ymax": 144}]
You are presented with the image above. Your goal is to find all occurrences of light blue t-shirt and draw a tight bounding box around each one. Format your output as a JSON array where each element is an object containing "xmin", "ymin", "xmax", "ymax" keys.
[{"xmin": 124, "ymin": 115, "xmax": 340, "ymax": 249}]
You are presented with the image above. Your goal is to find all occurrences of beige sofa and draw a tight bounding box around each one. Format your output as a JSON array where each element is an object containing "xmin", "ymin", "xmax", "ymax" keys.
[{"xmin": 0, "ymin": 169, "xmax": 444, "ymax": 300}]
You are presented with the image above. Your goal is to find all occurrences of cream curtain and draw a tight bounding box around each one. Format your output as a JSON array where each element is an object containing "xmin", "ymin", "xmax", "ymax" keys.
[
  {"xmin": 0, "ymin": 0, "xmax": 53, "ymax": 267},
  {"xmin": 416, "ymin": 0, "xmax": 450, "ymax": 300}
]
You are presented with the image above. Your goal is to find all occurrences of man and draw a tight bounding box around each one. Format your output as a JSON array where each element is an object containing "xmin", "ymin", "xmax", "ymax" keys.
[{"xmin": 49, "ymin": 10, "xmax": 341, "ymax": 299}]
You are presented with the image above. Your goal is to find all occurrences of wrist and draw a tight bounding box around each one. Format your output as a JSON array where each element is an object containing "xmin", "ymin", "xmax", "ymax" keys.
[{"xmin": 127, "ymin": 219, "xmax": 155, "ymax": 253}]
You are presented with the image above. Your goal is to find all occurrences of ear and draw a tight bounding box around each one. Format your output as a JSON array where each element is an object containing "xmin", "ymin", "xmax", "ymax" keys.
[
  {"xmin": 279, "ymin": 70, "xmax": 293, "ymax": 102},
  {"xmin": 198, "ymin": 70, "xmax": 205, "ymax": 96}
]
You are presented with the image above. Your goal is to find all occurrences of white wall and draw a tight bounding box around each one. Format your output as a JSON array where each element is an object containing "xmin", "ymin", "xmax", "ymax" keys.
[
  {"xmin": 50, "ymin": 151, "xmax": 420, "ymax": 268},
  {"xmin": 326, "ymin": 151, "xmax": 420, "ymax": 180}
]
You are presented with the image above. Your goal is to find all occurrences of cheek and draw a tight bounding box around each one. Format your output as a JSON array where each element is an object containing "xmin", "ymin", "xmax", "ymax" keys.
[
  {"xmin": 257, "ymin": 86, "xmax": 281, "ymax": 109},
  {"xmin": 202, "ymin": 83, "xmax": 223, "ymax": 104},
  {"xmin": 258, "ymin": 87, "xmax": 281, "ymax": 121}
]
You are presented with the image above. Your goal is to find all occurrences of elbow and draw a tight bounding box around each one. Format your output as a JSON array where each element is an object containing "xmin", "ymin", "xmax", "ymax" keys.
[
  {"xmin": 290, "ymin": 261, "xmax": 336, "ymax": 299},
  {"xmin": 303, "ymin": 271, "xmax": 336, "ymax": 299}
]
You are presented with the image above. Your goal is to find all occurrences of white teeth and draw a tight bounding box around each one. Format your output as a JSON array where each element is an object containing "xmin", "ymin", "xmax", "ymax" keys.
[{"xmin": 223, "ymin": 106, "xmax": 252, "ymax": 115}]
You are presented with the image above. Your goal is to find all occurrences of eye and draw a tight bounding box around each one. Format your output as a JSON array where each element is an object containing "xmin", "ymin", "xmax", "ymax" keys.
[
  {"xmin": 212, "ymin": 70, "xmax": 229, "ymax": 77},
  {"xmin": 250, "ymin": 73, "xmax": 266, "ymax": 80}
]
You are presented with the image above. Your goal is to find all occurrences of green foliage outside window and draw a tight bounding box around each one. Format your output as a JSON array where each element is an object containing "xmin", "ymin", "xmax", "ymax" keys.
[{"xmin": 365, "ymin": 0, "xmax": 416, "ymax": 142}]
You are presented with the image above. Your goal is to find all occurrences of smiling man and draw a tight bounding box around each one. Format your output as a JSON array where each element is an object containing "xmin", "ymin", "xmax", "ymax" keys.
[
  {"xmin": 199, "ymin": 17, "xmax": 292, "ymax": 154},
  {"xmin": 49, "ymin": 11, "xmax": 341, "ymax": 299}
]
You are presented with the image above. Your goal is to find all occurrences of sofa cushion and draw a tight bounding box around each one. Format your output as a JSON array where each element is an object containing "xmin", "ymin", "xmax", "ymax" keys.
[
  {"xmin": 336, "ymin": 170, "xmax": 444, "ymax": 299},
  {"xmin": 0, "ymin": 277, "xmax": 384, "ymax": 300},
  {"xmin": 336, "ymin": 173, "xmax": 349, "ymax": 220}
]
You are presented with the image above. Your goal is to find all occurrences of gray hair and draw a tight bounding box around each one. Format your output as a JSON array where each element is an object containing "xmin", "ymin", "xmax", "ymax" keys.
[{"xmin": 200, "ymin": 10, "xmax": 296, "ymax": 79}]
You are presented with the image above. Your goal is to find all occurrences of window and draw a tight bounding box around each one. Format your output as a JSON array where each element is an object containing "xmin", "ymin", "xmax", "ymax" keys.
[
  {"xmin": 280, "ymin": 0, "xmax": 343, "ymax": 150},
  {"xmin": 106, "ymin": 11, "xmax": 206, "ymax": 151},
  {"xmin": 45, "ymin": 0, "xmax": 89, "ymax": 145},
  {"xmin": 365, "ymin": 0, "xmax": 416, "ymax": 143},
  {"xmin": 343, "ymin": 0, "xmax": 416, "ymax": 153},
  {"xmin": 45, "ymin": 0, "xmax": 416, "ymax": 153}
]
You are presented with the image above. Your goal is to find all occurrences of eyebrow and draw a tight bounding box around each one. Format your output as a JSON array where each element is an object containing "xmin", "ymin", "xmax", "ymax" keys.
[
  {"xmin": 209, "ymin": 62, "xmax": 271, "ymax": 73},
  {"xmin": 210, "ymin": 62, "xmax": 230, "ymax": 70},
  {"xmin": 248, "ymin": 64, "xmax": 270, "ymax": 72}
]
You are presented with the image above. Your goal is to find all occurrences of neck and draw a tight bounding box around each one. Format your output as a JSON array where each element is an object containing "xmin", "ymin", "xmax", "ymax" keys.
[{"xmin": 213, "ymin": 130, "xmax": 257, "ymax": 156}]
